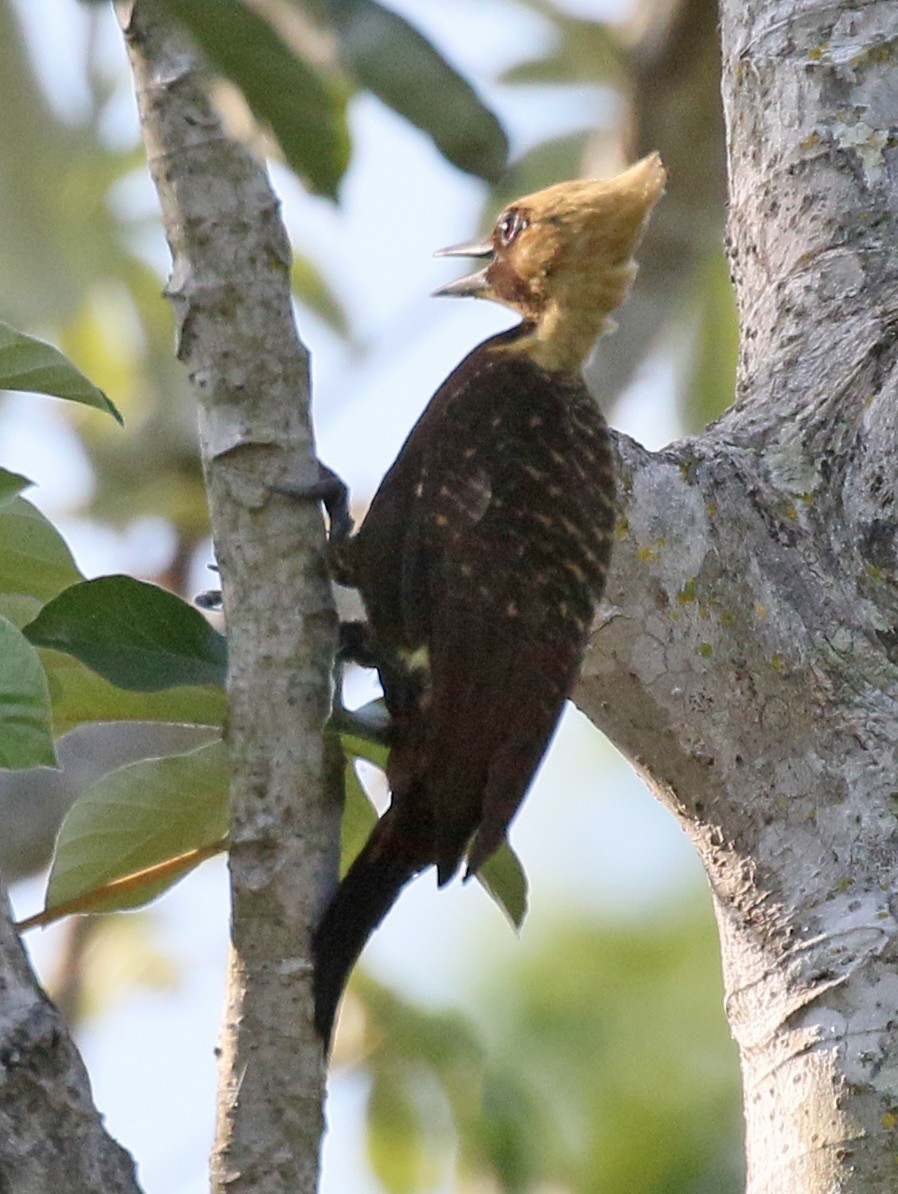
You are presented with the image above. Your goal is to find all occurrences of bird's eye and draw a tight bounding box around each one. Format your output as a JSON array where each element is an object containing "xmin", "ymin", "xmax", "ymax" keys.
[{"xmin": 497, "ymin": 209, "xmax": 528, "ymax": 247}]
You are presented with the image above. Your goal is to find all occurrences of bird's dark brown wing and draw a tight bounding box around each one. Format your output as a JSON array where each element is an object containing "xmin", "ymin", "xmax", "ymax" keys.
[{"xmin": 356, "ymin": 329, "xmax": 616, "ymax": 877}]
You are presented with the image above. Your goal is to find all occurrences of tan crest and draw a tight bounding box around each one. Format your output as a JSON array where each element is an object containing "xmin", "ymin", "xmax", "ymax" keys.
[{"xmin": 436, "ymin": 153, "xmax": 666, "ymax": 372}]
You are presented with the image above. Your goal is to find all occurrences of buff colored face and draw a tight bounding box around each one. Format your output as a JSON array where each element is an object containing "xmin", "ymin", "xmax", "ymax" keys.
[{"xmin": 436, "ymin": 153, "xmax": 666, "ymax": 371}]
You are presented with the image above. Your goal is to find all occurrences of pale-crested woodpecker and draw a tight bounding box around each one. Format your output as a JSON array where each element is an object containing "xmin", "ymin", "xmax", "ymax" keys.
[{"xmin": 314, "ymin": 154, "xmax": 666, "ymax": 1048}]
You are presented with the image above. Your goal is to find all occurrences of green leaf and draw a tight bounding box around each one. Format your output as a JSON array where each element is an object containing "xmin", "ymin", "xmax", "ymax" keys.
[
  {"xmin": 40, "ymin": 648, "xmax": 227, "ymax": 737},
  {"xmin": 0, "ymin": 496, "xmax": 83, "ymax": 607},
  {"xmin": 331, "ymin": 0, "xmax": 508, "ymax": 182},
  {"xmin": 0, "ymin": 594, "xmax": 42, "ymax": 631},
  {"xmin": 0, "ymin": 321, "xmax": 122, "ymax": 424},
  {"xmin": 0, "ymin": 615, "xmax": 57, "ymax": 769},
  {"xmin": 341, "ymin": 758, "xmax": 379, "ymax": 876},
  {"xmin": 44, "ymin": 739, "xmax": 229, "ymax": 916},
  {"xmin": 159, "ymin": 0, "xmax": 350, "ymax": 198},
  {"xmin": 24, "ymin": 576, "xmax": 228, "ymax": 692},
  {"xmin": 0, "ymin": 468, "xmax": 32, "ymax": 505},
  {"xmin": 334, "ymin": 698, "xmax": 390, "ymax": 768},
  {"xmin": 478, "ymin": 841, "xmax": 528, "ymax": 929}
]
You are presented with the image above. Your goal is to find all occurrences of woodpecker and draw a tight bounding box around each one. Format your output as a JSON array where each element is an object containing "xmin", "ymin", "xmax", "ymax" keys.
[{"xmin": 314, "ymin": 154, "xmax": 666, "ymax": 1047}]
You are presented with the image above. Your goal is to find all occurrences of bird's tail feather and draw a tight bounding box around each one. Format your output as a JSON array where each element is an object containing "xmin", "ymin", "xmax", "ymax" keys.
[{"xmin": 312, "ymin": 817, "xmax": 420, "ymax": 1049}]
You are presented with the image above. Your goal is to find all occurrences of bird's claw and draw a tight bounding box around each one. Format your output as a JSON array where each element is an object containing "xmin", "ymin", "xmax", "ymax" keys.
[
  {"xmin": 271, "ymin": 462, "xmax": 353, "ymax": 542},
  {"xmin": 195, "ymin": 588, "xmax": 223, "ymax": 610},
  {"xmin": 196, "ymin": 564, "xmax": 222, "ymax": 611}
]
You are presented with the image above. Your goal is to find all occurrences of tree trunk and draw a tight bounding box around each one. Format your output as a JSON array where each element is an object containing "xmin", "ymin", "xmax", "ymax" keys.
[
  {"xmin": 576, "ymin": 1, "xmax": 898, "ymax": 1188},
  {"xmin": 116, "ymin": 2, "xmax": 338, "ymax": 1190},
  {"xmin": 0, "ymin": 883, "xmax": 141, "ymax": 1194}
]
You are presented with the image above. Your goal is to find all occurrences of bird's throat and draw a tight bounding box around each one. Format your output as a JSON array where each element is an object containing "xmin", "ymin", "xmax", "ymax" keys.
[{"xmin": 503, "ymin": 301, "xmax": 612, "ymax": 374}]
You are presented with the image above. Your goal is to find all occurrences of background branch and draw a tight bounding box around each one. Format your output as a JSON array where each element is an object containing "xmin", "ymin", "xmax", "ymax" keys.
[
  {"xmin": 0, "ymin": 884, "xmax": 141, "ymax": 1194},
  {"xmin": 584, "ymin": 0, "xmax": 727, "ymax": 407}
]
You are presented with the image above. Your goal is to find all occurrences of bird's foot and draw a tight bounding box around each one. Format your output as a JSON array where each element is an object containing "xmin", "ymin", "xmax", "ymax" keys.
[
  {"xmin": 271, "ymin": 462, "xmax": 353, "ymax": 542},
  {"xmin": 196, "ymin": 564, "xmax": 222, "ymax": 611}
]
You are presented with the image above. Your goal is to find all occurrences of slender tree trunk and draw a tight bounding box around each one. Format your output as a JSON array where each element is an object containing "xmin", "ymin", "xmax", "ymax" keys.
[
  {"xmin": 577, "ymin": 1, "xmax": 898, "ymax": 1188},
  {"xmin": 116, "ymin": 3, "xmax": 338, "ymax": 1190}
]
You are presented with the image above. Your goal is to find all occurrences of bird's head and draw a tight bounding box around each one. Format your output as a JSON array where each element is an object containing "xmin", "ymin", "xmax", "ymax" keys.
[{"xmin": 435, "ymin": 153, "xmax": 666, "ymax": 372}]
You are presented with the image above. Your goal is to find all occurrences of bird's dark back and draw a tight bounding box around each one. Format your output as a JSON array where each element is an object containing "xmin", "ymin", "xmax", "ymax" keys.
[
  {"xmin": 352, "ymin": 325, "xmax": 616, "ymax": 655},
  {"xmin": 342, "ymin": 325, "xmax": 616, "ymax": 879}
]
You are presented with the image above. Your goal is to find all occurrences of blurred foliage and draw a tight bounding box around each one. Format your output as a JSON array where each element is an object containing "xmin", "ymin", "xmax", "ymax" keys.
[
  {"xmin": 158, "ymin": 0, "xmax": 352, "ymax": 197},
  {"xmin": 0, "ymin": 0, "xmax": 742, "ymax": 1189},
  {"xmin": 0, "ymin": 321, "xmax": 121, "ymax": 423},
  {"xmin": 0, "ymin": 614, "xmax": 57, "ymax": 769},
  {"xmin": 56, "ymin": 911, "xmax": 182, "ymax": 1023},
  {"xmin": 329, "ymin": 0, "xmax": 508, "ymax": 182},
  {"xmin": 340, "ymin": 900, "xmax": 741, "ymax": 1193},
  {"xmin": 682, "ymin": 246, "xmax": 739, "ymax": 433},
  {"xmin": 503, "ymin": 1, "xmax": 625, "ymax": 87}
]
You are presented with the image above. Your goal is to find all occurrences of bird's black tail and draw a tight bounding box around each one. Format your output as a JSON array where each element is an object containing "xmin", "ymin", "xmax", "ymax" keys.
[{"xmin": 312, "ymin": 815, "xmax": 421, "ymax": 1049}]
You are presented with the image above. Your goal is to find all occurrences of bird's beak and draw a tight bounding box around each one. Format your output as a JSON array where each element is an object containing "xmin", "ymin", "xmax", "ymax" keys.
[
  {"xmin": 432, "ymin": 266, "xmax": 491, "ymax": 298},
  {"xmin": 432, "ymin": 236, "xmax": 494, "ymax": 298},
  {"xmin": 434, "ymin": 236, "xmax": 494, "ymax": 259}
]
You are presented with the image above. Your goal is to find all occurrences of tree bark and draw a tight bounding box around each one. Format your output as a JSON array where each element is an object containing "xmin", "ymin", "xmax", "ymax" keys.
[
  {"xmin": 0, "ymin": 884, "xmax": 141, "ymax": 1194},
  {"xmin": 577, "ymin": 1, "xmax": 898, "ymax": 1189},
  {"xmin": 116, "ymin": 3, "xmax": 338, "ymax": 1191}
]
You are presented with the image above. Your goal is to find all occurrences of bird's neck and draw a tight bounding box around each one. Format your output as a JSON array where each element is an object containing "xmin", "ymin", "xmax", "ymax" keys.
[
  {"xmin": 498, "ymin": 258, "xmax": 639, "ymax": 372},
  {"xmin": 492, "ymin": 301, "xmax": 607, "ymax": 374},
  {"xmin": 511, "ymin": 300, "xmax": 612, "ymax": 373}
]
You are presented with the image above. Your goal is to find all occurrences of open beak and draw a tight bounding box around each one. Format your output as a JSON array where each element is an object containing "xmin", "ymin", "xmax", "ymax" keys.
[
  {"xmin": 432, "ymin": 236, "xmax": 494, "ymax": 298},
  {"xmin": 434, "ymin": 236, "xmax": 494, "ymax": 259}
]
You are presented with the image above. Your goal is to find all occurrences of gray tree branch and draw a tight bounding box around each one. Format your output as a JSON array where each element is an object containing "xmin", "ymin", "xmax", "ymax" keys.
[
  {"xmin": 116, "ymin": 2, "xmax": 338, "ymax": 1190},
  {"xmin": 577, "ymin": 1, "xmax": 898, "ymax": 1188},
  {"xmin": 0, "ymin": 884, "xmax": 141, "ymax": 1194}
]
